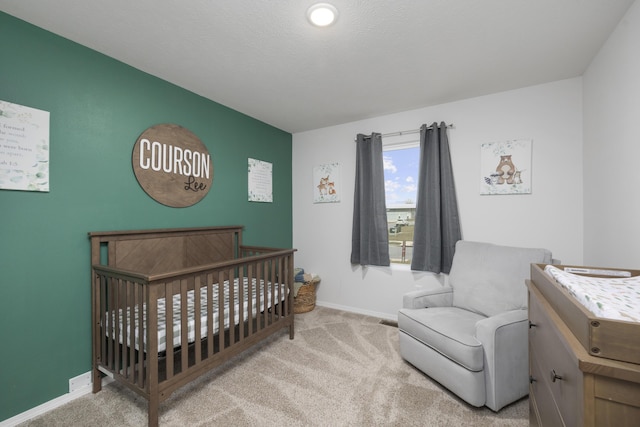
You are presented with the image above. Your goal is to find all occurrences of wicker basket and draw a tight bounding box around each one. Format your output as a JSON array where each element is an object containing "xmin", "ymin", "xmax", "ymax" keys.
[{"xmin": 294, "ymin": 279, "xmax": 319, "ymax": 314}]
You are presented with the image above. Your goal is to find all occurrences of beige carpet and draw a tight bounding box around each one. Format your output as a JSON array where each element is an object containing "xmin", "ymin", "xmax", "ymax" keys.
[{"xmin": 22, "ymin": 307, "xmax": 528, "ymax": 426}]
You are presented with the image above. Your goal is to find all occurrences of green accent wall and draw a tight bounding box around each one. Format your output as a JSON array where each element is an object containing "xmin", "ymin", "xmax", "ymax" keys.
[{"xmin": 0, "ymin": 12, "xmax": 292, "ymax": 422}]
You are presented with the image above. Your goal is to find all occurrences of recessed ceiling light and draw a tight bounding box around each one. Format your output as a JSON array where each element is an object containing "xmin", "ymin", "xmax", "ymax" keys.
[{"xmin": 307, "ymin": 3, "xmax": 338, "ymax": 27}]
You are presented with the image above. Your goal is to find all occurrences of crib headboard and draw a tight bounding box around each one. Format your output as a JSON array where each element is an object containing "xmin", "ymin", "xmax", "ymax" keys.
[{"xmin": 89, "ymin": 226, "xmax": 243, "ymax": 275}]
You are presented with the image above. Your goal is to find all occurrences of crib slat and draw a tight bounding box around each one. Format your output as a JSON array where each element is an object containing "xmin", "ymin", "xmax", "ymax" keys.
[
  {"xmin": 258, "ymin": 262, "xmax": 264, "ymax": 327},
  {"xmin": 116, "ymin": 280, "xmax": 129, "ymax": 375},
  {"xmin": 165, "ymin": 281, "xmax": 174, "ymax": 380},
  {"xmin": 217, "ymin": 270, "xmax": 225, "ymax": 351},
  {"xmin": 280, "ymin": 258, "xmax": 285, "ymax": 316},
  {"xmin": 107, "ymin": 277, "xmax": 115, "ymax": 371},
  {"xmin": 263, "ymin": 261, "xmax": 269, "ymax": 327},
  {"xmin": 270, "ymin": 259, "xmax": 276, "ymax": 324},
  {"xmin": 180, "ymin": 278, "xmax": 189, "ymax": 373},
  {"xmin": 247, "ymin": 263, "xmax": 254, "ymax": 336},
  {"xmin": 120, "ymin": 279, "xmax": 128, "ymax": 376},
  {"xmin": 206, "ymin": 273, "xmax": 214, "ymax": 356},
  {"xmin": 285, "ymin": 255, "xmax": 291, "ymax": 317},
  {"xmin": 194, "ymin": 274, "xmax": 202, "ymax": 364},
  {"xmin": 238, "ymin": 266, "xmax": 245, "ymax": 340},
  {"xmin": 279, "ymin": 258, "xmax": 284, "ymax": 317},
  {"xmin": 127, "ymin": 282, "xmax": 136, "ymax": 380},
  {"xmin": 105, "ymin": 277, "xmax": 112, "ymax": 371},
  {"xmin": 276, "ymin": 257, "xmax": 283, "ymax": 318},
  {"xmin": 255, "ymin": 261, "xmax": 262, "ymax": 332},
  {"xmin": 137, "ymin": 284, "xmax": 145, "ymax": 387},
  {"xmin": 114, "ymin": 278, "xmax": 121, "ymax": 372},
  {"xmin": 118, "ymin": 280, "xmax": 129, "ymax": 375},
  {"xmin": 228, "ymin": 268, "xmax": 235, "ymax": 345}
]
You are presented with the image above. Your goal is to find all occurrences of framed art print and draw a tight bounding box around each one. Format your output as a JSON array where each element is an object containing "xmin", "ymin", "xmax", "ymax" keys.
[
  {"xmin": 248, "ymin": 158, "xmax": 273, "ymax": 202},
  {"xmin": 0, "ymin": 100, "xmax": 50, "ymax": 192},
  {"xmin": 313, "ymin": 162, "xmax": 340, "ymax": 203},
  {"xmin": 480, "ymin": 139, "xmax": 532, "ymax": 195}
]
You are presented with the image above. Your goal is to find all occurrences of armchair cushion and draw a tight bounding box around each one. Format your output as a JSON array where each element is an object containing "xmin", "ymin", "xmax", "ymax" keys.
[
  {"xmin": 449, "ymin": 241, "xmax": 552, "ymax": 317},
  {"xmin": 402, "ymin": 285, "xmax": 453, "ymax": 309},
  {"xmin": 398, "ymin": 307, "xmax": 485, "ymax": 371}
]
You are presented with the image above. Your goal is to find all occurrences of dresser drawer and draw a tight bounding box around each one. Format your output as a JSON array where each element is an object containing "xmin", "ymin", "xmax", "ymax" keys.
[
  {"xmin": 529, "ymin": 291, "xmax": 583, "ymax": 427},
  {"xmin": 530, "ymin": 350, "xmax": 563, "ymax": 427},
  {"xmin": 594, "ymin": 376, "xmax": 640, "ymax": 426},
  {"xmin": 527, "ymin": 276, "xmax": 640, "ymax": 427}
]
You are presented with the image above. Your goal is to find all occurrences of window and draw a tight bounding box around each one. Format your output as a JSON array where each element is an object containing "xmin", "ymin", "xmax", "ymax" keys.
[{"xmin": 383, "ymin": 143, "xmax": 419, "ymax": 264}]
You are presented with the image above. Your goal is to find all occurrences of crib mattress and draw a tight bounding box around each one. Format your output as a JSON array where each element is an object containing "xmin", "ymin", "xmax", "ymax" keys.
[
  {"xmin": 108, "ymin": 278, "xmax": 286, "ymax": 353},
  {"xmin": 544, "ymin": 265, "xmax": 640, "ymax": 323}
]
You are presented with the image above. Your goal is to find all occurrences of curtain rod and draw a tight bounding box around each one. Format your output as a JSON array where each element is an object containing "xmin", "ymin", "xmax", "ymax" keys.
[{"xmin": 355, "ymin": 123, "xmax": 454, "ymax": 141}]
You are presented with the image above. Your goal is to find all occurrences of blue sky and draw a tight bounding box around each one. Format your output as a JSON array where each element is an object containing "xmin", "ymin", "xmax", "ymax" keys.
[{"xmin": 383, "ymin": 146, "xmax": 419, "ymax": 206}]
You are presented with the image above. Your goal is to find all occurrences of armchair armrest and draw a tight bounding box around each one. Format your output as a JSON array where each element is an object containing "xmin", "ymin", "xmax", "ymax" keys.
[
  {"xmin": 402, "ymin": 285, "xmax": 453, "ymax": 309},
  {"xmin": 474, "ymin": 309, "xmax": 529, "ymax": 411}
]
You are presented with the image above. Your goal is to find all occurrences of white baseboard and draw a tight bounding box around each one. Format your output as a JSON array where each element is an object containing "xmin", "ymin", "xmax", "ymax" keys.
[
  {"xmin": 315, "ymin": 300, "xmax": 398, "ymax": 322},
  {"xmin": 0, "ymin": 372, "xmax": 113, "ymax": 427}
]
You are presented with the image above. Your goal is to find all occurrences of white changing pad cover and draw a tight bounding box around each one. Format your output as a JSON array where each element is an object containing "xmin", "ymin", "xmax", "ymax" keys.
[
  {"xmin": 108, "ymin": 277, "xmax": 286, "ymax": 353},
  {"xmin": 544, "ymin": 265, "xmax": 640, "ymax": 323}
]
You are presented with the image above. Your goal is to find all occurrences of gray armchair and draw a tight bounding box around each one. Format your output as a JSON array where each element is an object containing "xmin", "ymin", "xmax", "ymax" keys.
[{"xmin": 398, "ymin": 240, "xmax": 552, "ymax": 411}]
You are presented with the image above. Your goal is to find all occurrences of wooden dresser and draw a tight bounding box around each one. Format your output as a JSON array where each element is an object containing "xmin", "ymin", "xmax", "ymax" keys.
[{"xmin": 527, "ymin": 278, "xmax": 640, "ymax": 427}]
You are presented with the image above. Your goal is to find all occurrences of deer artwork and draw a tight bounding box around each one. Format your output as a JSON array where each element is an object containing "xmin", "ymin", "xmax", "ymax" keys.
[
  {"xmin": 327, "ymin": 181, "xmax": 336, "ymax": 195},
  {"xmin": 317, "ymin": 175, "xmax": 329, "ymax": 195},
  {"xmin": 512, "ymin": 169, "xmax": 523, "ymax": 184}
]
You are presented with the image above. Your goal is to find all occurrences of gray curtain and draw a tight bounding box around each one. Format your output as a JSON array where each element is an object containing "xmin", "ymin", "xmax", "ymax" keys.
[
  {"xmin": 411, "ymin": 122, "xmax": 461, "ymax": 274},
  {"xmin": 351, "ymin": 133, "xmax": 390, "ymax": 266}
]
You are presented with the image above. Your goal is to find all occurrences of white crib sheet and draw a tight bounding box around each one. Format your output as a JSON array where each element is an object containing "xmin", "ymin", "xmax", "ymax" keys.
[
  {"xmin": 544, "ymin": 265, "xmax": 640, "ymax": 323},
  {"xmin": 108, "ymin": 278, "xmax": 287, "ymax": 353}
]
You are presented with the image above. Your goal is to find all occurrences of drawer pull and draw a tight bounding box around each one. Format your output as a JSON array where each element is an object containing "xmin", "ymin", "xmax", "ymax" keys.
[
  {"xmin": 550, "ymin": 370, "xmax": 563, "ymax": 383},
  {"xmin": 528, "ymin": 321, "xmax": 537, "ymax": 329}
]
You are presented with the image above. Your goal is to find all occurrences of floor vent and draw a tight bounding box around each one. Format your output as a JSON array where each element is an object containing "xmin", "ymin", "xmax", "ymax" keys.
[{"xmin": 379, "ymin": 319, "xmax": 398, "ymax": 328}]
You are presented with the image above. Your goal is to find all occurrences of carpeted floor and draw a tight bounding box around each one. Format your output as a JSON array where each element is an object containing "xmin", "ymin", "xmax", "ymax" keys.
[{"xmin": 21, "ymin": 306, "xmax": 528, "ymax": 426}]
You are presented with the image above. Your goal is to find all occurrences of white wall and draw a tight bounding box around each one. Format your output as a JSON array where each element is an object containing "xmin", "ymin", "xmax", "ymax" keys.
[
  {"xmin": 292, "ymin": 78, "xmax": 584, "ymax": 319},
  {"xmin": 583, "ymin": 0, "xmax": 640, "ymax": 268}
]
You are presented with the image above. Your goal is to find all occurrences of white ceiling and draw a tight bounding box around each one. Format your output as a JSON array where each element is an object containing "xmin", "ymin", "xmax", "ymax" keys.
[{"xmin": 0, "ymin": 0, "xmax": 635, "ymax": 133}]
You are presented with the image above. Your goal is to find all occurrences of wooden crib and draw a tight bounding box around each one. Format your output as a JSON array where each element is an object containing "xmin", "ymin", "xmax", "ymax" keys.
[{"xmin": 89, "ymin": 226, "xmax": 295, "ymax": 427}]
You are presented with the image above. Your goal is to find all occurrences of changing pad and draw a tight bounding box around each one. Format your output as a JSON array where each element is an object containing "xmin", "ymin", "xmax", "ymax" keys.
[{"xmin": 544, "ymin": 265, "xmax": 640, "ymax": 323}]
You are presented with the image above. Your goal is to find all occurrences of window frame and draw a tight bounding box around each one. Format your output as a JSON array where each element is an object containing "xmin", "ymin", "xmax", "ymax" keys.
[{"xmin": 383, "ymin": 138, "xmax": 420, "ymax": 265}]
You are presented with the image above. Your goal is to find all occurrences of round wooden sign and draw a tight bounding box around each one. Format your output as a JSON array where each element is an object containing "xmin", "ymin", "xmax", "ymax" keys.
[{"xmin": 132, "ymin": 123, "xmax": 213, "ymax": 207}]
